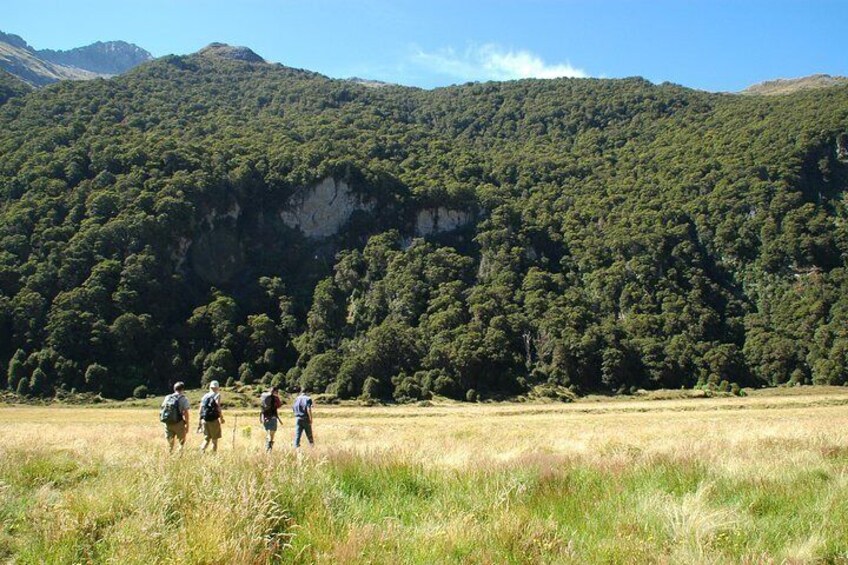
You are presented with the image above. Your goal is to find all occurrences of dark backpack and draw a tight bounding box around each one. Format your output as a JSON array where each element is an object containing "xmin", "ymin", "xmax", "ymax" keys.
[
  {"xmin": 200, "ymin": 394, "xmax": 220, "ymax": 421},
  {"xmin": 261, "ymin": 393, "xmax": 277, "ymax": 419},
  {"xmin": 160, "ymin": 393, "xmax": 183, "ymax": 423}
]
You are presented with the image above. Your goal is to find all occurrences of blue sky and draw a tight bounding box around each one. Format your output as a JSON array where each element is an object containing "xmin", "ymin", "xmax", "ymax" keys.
[{"xmin": 4, "ymin": 0, "xmax": 846, "ymax": 91}]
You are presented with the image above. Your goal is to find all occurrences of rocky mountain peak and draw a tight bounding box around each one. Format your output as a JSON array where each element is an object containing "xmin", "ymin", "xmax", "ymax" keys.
[
  {"xmin": 197, "ymin": 43, "xmax": 265, "ymax": 63},
  {"xmin": 38, "ymin": 40, "xmax": 153, "ymax": 75},
  {"xmin": 0, "ymin": 30, "xmax": 152, "ymax": 86},
  {"xmin": 0, "ymin": 31, "xmax": 30, "ymax": 50}
]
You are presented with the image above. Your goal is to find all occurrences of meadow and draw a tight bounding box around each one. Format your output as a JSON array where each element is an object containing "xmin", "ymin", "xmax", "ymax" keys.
[{"xmin": 1, "ymin": 388, "xmax": 848, "ymax": 564}]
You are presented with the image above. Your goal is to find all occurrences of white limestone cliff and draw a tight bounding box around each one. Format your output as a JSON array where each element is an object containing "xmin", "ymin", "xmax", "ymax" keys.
[
  {"xmin": 281, "ymin": 177, "xmax": 374, "ymax": 238},
  {"xmin": 415, "ymin": 207, "xmax": 471, "ymax": 237}
]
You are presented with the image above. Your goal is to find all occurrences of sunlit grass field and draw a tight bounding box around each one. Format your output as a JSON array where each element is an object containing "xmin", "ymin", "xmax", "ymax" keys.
[{"xmin": 2, "ymin": 387, "xmax": 848, "ymax": 563}]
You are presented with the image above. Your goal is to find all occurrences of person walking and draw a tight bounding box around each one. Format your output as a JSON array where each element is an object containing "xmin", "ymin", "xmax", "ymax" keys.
[
  {"xmin": 259, "ymin": 386, "xmax": 282, "ymax": 452},
  {"xmin": 292, "ymin": 388, "xmax": 314, "ymax": 448},
  {"xmin": 198, "ymin": 380, "xmax": 224, "ymax": 452},
  {"xmin": 161, "ymin": 381, "xmax": 190, "ymax": 453}
]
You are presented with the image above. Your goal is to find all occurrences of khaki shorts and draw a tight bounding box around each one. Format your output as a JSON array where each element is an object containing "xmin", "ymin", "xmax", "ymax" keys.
[
  {"xmin": 202, "ymin": 419, "xmax": 222, "ymax": 440},
  {"xmin": 165, "ymin": 421, "xmax": 187, "ymax": 441}
]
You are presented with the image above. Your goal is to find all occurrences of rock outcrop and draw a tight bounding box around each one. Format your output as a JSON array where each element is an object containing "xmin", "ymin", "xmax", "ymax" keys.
[
  {"xmin": 197, "ymin": 43, "xmax": 265, "ymax": 63},
  {"xmin": 837, "ymin": 134, "xmax": 848, "ymax": 163},
  {"xmin": 415, "ymin": 207, "xmax": 472, "ymax": 237},
  {"xmin": 281, "ymin": 178, "xmax": 374, "ymax": 238}
]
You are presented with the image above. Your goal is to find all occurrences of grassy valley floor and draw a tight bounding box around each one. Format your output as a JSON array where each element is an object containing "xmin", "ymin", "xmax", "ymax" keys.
[{"xmin": 1, "ymin": 388, "xmax": 848, "ymax": 563}]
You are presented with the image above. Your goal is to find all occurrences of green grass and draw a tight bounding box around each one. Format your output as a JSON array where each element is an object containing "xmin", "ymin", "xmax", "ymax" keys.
[{"xmin": 1, "ymin": 446, "xmax": 847, "ymax": 563}]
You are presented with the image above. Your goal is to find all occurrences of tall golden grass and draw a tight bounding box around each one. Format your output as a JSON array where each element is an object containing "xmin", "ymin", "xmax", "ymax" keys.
[{"xmin": 1, "ymin": 387, "xmax": 847, "ymax": 563}]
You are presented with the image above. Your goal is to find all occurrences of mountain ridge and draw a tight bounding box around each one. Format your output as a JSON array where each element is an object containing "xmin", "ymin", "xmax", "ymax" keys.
[
  {"xmin": 742, "ymin": 74, "xmax": 848, "ymax": 95},
  {"xmin": 38, "ymin": 40, "xmax": 152, "ymax": 75},
  {"xmin": 0, "ymin": 30, "xmax": 152, "ymax": 87},
  {"xmin": 1, "ymin": 29, "xmax": 844, "ymax": 96}
]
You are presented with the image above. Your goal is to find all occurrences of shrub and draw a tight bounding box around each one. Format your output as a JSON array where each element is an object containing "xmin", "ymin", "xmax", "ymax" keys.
[
  {"xmin": 433, "ymin": 374, "xmax": 458, "ymax": 398},
  {"xmin": 29, "ymin": 368, "xmax": 49, "ymax": 396},
  {"xmin": 132, "ymin": 385, "xmax": 149, "ymax": 399},
  {"xmin": 300, "ymin": 351, "xmax": 343, "ymax": 392},
  {"xmin": 202, "ymin": 365, "xmax": 228, "ymax": 388},
  {"xmin": 393, "ymin": 375, "xmax": 425, "ymax": 402},
  {"xmin": 239, "ymin": 363, "xmax": 255, "ymax": 384},
  {"xmin": 6, "ymin": 351, "xmax": 27, "ymax": 390},
  {"xmin": 84, "ymin": 364, "xmax": 108, "ymax": 392},
  {"xmin": 361, "ymin": 376, "xmax": 381, "ymax": 400},
  {"xmin": 16, "ymin": 376, "xmax": 30, "ymax": 396}
]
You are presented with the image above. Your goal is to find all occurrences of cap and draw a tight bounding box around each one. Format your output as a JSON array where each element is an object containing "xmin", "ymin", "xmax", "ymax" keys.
[{"xmin": 209, "ymin": 380, "xmax": 220, "ymax": 389}]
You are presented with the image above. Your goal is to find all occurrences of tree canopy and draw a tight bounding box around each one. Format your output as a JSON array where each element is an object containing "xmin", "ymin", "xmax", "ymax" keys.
[{"xmin": 2, "ymin": 51, "xmax": 847, "ymax": 399}]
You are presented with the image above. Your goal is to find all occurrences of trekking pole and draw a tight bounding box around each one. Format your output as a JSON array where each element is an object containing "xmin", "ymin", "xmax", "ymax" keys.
[{"xmin": 231, "ymin": 414, "xmax": 238, "ymax": 451}]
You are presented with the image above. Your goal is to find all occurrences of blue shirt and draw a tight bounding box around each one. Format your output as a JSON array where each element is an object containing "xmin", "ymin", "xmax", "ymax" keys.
[{"xmin": 292, "ymin": 394, "xmax": 312, "ymax": 420}]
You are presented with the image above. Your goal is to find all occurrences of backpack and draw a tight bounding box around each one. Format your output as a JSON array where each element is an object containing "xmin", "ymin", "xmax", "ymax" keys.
[
  {"xmin": 160, "ymin": 393, "xmax": 183, "ymax": 423},
  {"xmin": 200, "ymin": 394, "xmax": 220, "ymax": 421},
  {"xmin": 261, "ymin": 393, "xmax": 277, "ymax": 419}
]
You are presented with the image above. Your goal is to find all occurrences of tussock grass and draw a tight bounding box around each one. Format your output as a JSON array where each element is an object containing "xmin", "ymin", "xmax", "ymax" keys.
[{"xmin": 2, "ymin": 390, "xmax": 848, "ymax": 563}]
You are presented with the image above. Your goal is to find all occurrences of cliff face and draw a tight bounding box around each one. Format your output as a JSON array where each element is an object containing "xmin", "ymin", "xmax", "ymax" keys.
[
  {"xmin": 280, "ymin": 178, "xmax": 374, "ymax": 239},
  {"xmin": 838, "ymin": 134, "xmax": 848, "ymax": 163},
  {"xmin": 415, "ymin": 208, "xmax": 472, "ymax": 237},
  {"xmin": 181, "ymin": 176, "xmax": 473, "ymax": 285}
]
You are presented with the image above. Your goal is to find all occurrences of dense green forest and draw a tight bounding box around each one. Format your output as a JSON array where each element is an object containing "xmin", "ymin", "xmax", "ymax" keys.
[
  {"xmin": 0, "ymin": 70, "xmax": 31, "ymax": 105},
  {"xmin": 2, "ymin": 49, "xmax": 847, "ymax": 400}
]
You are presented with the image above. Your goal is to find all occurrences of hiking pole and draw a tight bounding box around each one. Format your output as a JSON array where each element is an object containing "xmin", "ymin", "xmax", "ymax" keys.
[{"xmin": 231, "ymin": 414, "xmax": 237, "ymax": 451}]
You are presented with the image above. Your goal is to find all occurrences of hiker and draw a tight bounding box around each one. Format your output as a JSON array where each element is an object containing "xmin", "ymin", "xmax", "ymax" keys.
[
  {"xmin": 292, "ymin": 388, "xmax": 314, "ymax": 448},
  {"xmin": 259, "ymin": 386, "xmax": 282, "ymax": 452},
  {"xmin": 160, "ymin": 381, "xmax": 190, "ymax": 453},
  {"xmin": 198, "ymin": 380, "xmax": 225, "ymax": 452}
]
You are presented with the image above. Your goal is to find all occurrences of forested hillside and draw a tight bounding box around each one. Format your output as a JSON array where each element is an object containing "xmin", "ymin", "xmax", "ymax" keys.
[
  {"xmin": 0, "ymin": 69, "xmax": 32, "ymax": 104},
  {"xmin": 2, "ymin": 48, "xmax": 847, "ymax": 399}
]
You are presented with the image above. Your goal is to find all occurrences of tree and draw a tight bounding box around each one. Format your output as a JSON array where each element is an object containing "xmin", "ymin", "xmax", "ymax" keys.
[{"xmin": 6, "ymin": 349, "xmax": 27, "ymax": 390}]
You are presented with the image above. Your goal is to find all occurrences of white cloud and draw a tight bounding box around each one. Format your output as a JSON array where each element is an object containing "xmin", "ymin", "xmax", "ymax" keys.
[{"xmin": 411, "ymin": 43, "xmax": 588, "ymax": 83}]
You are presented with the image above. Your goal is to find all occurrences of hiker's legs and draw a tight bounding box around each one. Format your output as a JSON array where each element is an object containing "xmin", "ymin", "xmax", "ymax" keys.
[
  {"xmin": 165, "ymin": 424, "xmax": 174, "ymax": 451},
  {"xmin": 200, "ymin": 421, "xmax": 209, "ymax": 451},
  {"xmin": 294, "ymin": 421, "xmax": 303, "ymax": 448},
  {"xmin": 165, "ymin": 423, "xmax": 185, "ymax": 452},
  {"xmin": 294, "ymin": 420, "xmax": 313, "ymax": 448},
  {"xmin": 264, "ymin": 419, "xmax": 277, "ymax": 451},
  {"xmin": 201, "ymin": 420, "xmax": 221, "ymax": 452}
]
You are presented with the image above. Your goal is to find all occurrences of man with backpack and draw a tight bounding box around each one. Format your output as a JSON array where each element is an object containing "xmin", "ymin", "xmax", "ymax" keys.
[
  {"xmin": 198, "ymin": 380, "xmax": 225, "ymax": 452},
  {"xmin": 292, "ymin": 388, "xmax": 314, "ymax": 449},
  {"xmin": 160, "ymin": 381, "xmax": 191, "ymax": 453},
  {"xmin": 259, "ymin": 386, "xmax": 282, "ymax": 452}
]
